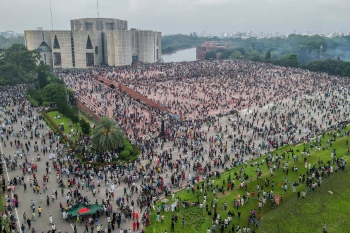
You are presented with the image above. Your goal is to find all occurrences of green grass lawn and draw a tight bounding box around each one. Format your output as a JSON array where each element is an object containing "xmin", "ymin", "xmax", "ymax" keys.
[
  {"xmin": 47, "ymin": 111, "xmax": 81, "ymax": 137},
  {"xmin": 46, "ymin": 111, "xmax": 93, "ymax": 142},
  {"xmin": 145, "ymin": 127, "xmax": 350, "ymax": 233},
  {"xmin": 260, "ymin": 167, "xmax": 350, "ymax": 233}
]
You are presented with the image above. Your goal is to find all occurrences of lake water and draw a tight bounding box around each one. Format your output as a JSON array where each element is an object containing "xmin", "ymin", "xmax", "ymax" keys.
[{"xmin": 162, "ymin": 47, "xmax": 196, "ymax": 63}]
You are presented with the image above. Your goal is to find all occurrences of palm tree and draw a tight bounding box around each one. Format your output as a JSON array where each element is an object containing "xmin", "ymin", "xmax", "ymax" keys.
[{"xmin": 92, "ymin": 117, "xmax": 124, "ymax": 152}]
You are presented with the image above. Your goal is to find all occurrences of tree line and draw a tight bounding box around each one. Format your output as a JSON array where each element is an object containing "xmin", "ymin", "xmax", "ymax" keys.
[
  {"xmin": 161, "ymin": 34, "xmax": 218, "ymax": 53},
  {"xmin": 202, "ymin": 34, "xmax": 350, "ymax": 77},
  {"xmin": 0, "ymin": 35, "xmax": 24, "ymax": 48},
  {"xmin": 0, "ymin": 44, "xmax": 41, "ymax": 86}
]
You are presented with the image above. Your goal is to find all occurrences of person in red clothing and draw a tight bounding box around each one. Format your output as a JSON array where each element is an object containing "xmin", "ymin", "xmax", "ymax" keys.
[{"xmin": 251, "ymin": 191, "xmax": 255, "ymax": 199}]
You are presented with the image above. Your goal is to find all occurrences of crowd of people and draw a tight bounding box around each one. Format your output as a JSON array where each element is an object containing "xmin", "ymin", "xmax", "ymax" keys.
[{"xmin": 0, "ymin": 59, "xmax": 349, "ymax": 233}]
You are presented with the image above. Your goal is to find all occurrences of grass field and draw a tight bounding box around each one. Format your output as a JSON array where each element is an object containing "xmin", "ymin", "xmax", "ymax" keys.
[
  {"xmin": 260, "ymin": 166, "xmax": 350, "ymax": 233},
  {"xmin": 47, "ymin": 111, "xmax": 80, "ymax": 135},
  {"xmin": 145, "ymin": 127, "xmax": 350, "ymax": 233}
]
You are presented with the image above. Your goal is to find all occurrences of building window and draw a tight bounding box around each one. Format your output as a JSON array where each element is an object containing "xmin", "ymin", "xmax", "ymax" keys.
[
  {"xmin": 86, "ymin": 53, "xmax": 94, "ymax": 66},
  {"xmin": 53, "ymin": 52, "xmax": 62, "ymax": 66},
  {"xmin": 53, "ymin": 35, "xmax": 60, "ymax": 49},
  {"xmin": 86, "ymin": 35, "xmax": 93, "ymax": 49},
  {"xmin": 105, "ymin": 23, "xmax": 114, "ymax": 30},
  {"xmin": 86, "ymin": 23, "xmax": 93, "ymax": 30},
  {"xmin": 71, "ymin": 37, "xmax": 75, "ymax": 67}
]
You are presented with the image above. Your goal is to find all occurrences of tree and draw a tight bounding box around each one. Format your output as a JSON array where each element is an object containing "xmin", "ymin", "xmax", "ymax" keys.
[
  {"xmin": 0, "ymin": 63, "xmax": 25, "ymax": 86},
  {"xmin": 41, "ymin": 83, "xmax": 66, "ymax": 103},
  {"xmin": 41, "ymin": 82, "xmax": 69, "ymax": 114},
  {"xmin": 0, "ymin": 43, "xmax": 40, "ymax": 86},
  {"xmin": 246, "ymin": 50, "xmax": 262, "ymax": 61},
  {"xmin": 0, "ymin": 36, "xmax": 24, "ymax": 48},
  {"xmin": 229, "ymin": 51, "xmax": 243, "ymax": 59},
  {"xmin": 265, "ymin": 50, "xmax": 272, "ymax": 60},
  {"xmin": 92, "ymin": 117, "xmax": 124, "ymax": 152},
  {"xmin": 205, "ymin": 51, "xmax": 216, "ymax": 60},
  {"xmin": 68, "ymin": 105, "xmax": 80, "ymax": 127},
  {"xmin": 287, "ymin": 54, "xmax": 300, "ymax": 67},
  {"xmin": 216, "ymin": 48, "xmax": 226, "ymax": 53},
  {"xmin": 0, "ymin": 44, "xmax": 40, "ymax": 74},
  {"xmin": 37, "ymin": 62, "xmax": 49, "ymax": 89},
  {"xmin": 80, "ymin": 118, "xmax": 91, "ymax": 135}
]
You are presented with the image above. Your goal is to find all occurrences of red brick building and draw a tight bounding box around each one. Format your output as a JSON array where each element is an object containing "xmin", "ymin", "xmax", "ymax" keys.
[{"xmin": 196, "ymin": 41, "xmax": 228, "ymax": 60}]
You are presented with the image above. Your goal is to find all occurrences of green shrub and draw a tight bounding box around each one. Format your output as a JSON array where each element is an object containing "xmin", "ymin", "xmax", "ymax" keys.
[
  {"xmin": 80, "ymin": 118, "xmax": 91, "ymax": 135},
  {"xmin": 26, "ymin": 94, "xmax": 39, "ymax": 106},
  {"xmin": 120, "ymin": 150, "xmax": 130, "ymax": 159},
  {"xmin": 125, "ymin": 146, "xmax": 133, "ymax": 153}
]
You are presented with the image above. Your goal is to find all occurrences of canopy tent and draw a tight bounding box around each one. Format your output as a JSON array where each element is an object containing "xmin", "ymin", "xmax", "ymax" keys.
[{"xmin": 67, "ymin": 204, "xmax": 102, "ymax": 217}]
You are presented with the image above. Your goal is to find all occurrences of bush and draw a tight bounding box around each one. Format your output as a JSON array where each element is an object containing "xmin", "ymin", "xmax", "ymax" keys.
[
  {"xmin": 119, "ymin": 150, "xmax": 130, "ymax": 159},
  {"xmin": 26, "ymin": 94, "xmax": 38, "ymax": 107},
  {"xmin": 123, "ymin": 138, "xmax": 131, "ymax": 147},
  {"xmin": 124, "ymin": 146, "xmax": 133, "ymax": 153},
  {"xmin": 80, "ymin": 118, "xmax": 91, "ymax": 135}
]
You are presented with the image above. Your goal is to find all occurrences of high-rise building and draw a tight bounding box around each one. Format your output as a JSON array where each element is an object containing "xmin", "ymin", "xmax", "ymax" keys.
[{"xmin": 24, "ymin": 18, "xmax": 161, "ymax": 69}]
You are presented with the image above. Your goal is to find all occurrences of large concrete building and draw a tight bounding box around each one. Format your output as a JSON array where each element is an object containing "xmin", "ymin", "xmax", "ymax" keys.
[{"xmin": 24, "ymin": 18, "xmax": 161, "ymax": 69}]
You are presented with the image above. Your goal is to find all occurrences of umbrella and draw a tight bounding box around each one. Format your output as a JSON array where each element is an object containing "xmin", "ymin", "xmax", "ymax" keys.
[{"xmin": 78, "ymin": 207, "xmax": 90, "ymax": 214}]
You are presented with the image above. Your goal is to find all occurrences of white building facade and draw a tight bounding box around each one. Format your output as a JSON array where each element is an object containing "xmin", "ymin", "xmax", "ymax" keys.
[{"xmin": 24, "ymin": 18, "xmax": 161, "ymax": 69}]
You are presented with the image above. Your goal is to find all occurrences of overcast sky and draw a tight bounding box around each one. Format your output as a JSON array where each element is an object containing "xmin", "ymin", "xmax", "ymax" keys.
[{"xmin": 2, "ymin": 0, "xmax": 350, "ymax": 34}]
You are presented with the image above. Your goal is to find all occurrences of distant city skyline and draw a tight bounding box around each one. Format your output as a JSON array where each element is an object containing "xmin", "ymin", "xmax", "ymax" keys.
[
  {"xmin": 1, "ymin": 0, "xmax": 350, "ymax": 35},
  {"xmin": 2, "ymin": 29, "xmax": 349, "ymax": 40}
]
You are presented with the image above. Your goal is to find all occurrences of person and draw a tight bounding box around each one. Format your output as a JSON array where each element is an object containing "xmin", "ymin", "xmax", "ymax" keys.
[
  {"xmin": 49, "ymin": 214, "xmax": 53, "ymax": 224},
  {"xmin": 323, "ymin": 222, "xmax": 327, "ymax": 233},
  {"xmin": 207, "ymin": 227, "xmax": 211, "ymax": 233},
  {"xmin": 31, "ymin": 228, "xmax": 35, "ymax": 233},
  {"xmin": 21, "ymin": 224, "xmax": 25, "ymax": 233},
  {"xmin": 38, "ymin": 206, "xmax": 42, "ymax": 217},
  {"xmin": 74, "ymin": 224, "xmax": 77, "ymax": 233},
  {"xmin": 171, "ymin": 221, "xmax": 175, "ymax": 232},
  {"xmin": 181, "ymin": 218, "xmax": 185, "ymax": 228},
  {"xmin": 212, "ymin": 223, "xmax": 216, "ymax": 233},
  {"xmin": 84, "ymin": 222, "xmax": 89, "ymax": 233},
  {"xmin": 27, "ymin": 218, "xmax": 31, "ymax": 229}
]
